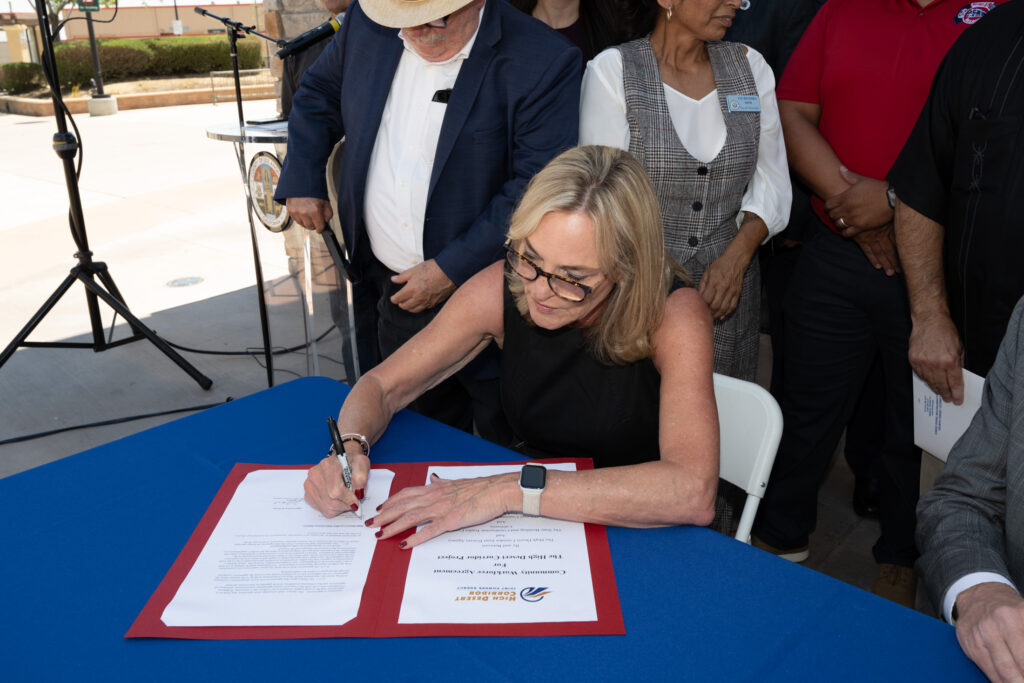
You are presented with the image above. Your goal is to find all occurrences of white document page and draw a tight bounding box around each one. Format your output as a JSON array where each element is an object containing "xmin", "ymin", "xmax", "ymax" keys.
[
  {"xmin": 912, "ymin": 370, "xmax": 985, "ymax": 462},
  {"xmin": 398, "ymin": 463, "xmax": 598, "ymax": 624},
  {"xmin": 161, "ymin": 468, "xmax": 394, "ymax": 626}
]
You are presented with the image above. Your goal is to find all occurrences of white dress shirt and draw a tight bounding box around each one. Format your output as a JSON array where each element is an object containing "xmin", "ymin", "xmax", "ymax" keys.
[
  {"xmin": 363, "ymin": 11, "xmax": 482, "ymax": 274},
  {"xmin": 943, "ymin": 572, "xmax": 1019, "ymax": 624},
  {"xmin": 579, "ymin": 46, "xmax": 790, "ymax": 239}
]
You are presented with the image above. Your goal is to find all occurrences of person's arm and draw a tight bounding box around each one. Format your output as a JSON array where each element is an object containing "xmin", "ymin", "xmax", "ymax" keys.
[
  {"xmin": 699, "ymin": 49, "xmax": 790, "ymax": 319},
  {"xmin": 779, "ymin": 99, "xmax": 899, "ymax": 274},
  {"xmin": 370, "ymin": 287, "xmax": 720, "ymax": 547},
  {"xmin": 953, "ymin": 582, "xmax": 1024, "ymax": 682},
  {"xmin": 894, "ymin": 199, "xmax": 965, "ymax": 403},
  {"xmin": 303, "ymin": 262, "xmax": 506, "ymax": 516},
  {"xmin": 779, "ymin": 99, "xmax": 893, "ymax": 235},
  {"xmin": 889, "ymin": 32, "xmax": 965, "ymax": 400},
  {"xmin": 578, "ymin": 48, "xmax": 630, "ymax": 150},
  {"xmin": 273, "ymin": 8, "xmax": 353, "ymax": 232},
  {"xmin": 736, "ymin": 48, "xmax": 791, "ymax": 241},
  {"xmin": 431, "ymin": 44, "xmax": 582, "ymax": 287},
  {"xmin": 771, "ymin": 3, "xmax": 852, "ymax": 216},
  {"xmin": 917, "ymin": 298, "xmax": 1024, "ymax": 678},
  {"xmin": 777, "ymin": 100, "xmax": 846, "ymax": 201}
]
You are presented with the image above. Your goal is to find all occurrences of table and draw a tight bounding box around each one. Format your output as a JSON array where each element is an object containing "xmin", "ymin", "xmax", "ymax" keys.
[
  {"xmin": 205, "ymin": 120, "xmax": 290, "ymax": 145},
  {"xmin": 0, "ymin": 377, "xmax": 984, "ymax": 682}
]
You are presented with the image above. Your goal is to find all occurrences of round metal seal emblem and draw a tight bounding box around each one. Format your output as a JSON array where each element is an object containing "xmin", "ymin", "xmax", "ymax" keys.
[{"xmin": 247, "ymin": 151, "xmax": 291, "ymax": 232}]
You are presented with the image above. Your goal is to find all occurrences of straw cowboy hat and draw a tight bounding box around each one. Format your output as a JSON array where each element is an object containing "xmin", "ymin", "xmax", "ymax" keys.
[{"xmin": 360, "ymin": 0, "xmax": 480, "ymax": 28}]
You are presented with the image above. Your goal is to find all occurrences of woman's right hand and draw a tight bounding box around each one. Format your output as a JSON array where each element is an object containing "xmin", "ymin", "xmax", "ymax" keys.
[{"xmin": 303, "ymin": 452, "xmax": 370, "ymax": 517}]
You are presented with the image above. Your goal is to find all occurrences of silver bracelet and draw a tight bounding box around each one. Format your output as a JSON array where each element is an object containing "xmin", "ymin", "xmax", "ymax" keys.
[{"xmin": 338, "ymin": 432, "xmax": 370, "ymax": 459}]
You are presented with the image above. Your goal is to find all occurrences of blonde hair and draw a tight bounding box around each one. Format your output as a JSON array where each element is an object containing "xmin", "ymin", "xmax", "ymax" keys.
[{"xmin": 507, "ymin": 145, "xmax": 685, "ymax": 364}]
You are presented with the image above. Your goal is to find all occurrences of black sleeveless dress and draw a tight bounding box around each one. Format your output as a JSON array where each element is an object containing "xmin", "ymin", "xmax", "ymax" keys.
[{"xmin": 499, "ymin": 280, "xmax": 661, "ymax": 468}]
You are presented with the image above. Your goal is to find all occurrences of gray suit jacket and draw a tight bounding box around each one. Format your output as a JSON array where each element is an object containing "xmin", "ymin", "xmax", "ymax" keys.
[{"xmin": 916, "ymin": 296, "xmax": 1024, "ymax": 611}]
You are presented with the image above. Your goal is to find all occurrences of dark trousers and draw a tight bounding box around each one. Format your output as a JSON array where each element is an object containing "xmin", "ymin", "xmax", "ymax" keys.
[
  {"xmin": 845, "ymin": 359, "xmax": 884, "ymax": 482},
  {"xmin": 762, "ymin": 241, "xmax": 884, "ymax": 486},
  {"xmin": 354, "ymin": 256, "xmax": 514, "ymax": 446},
  {"xmin": 753, "ymin": 221, "xmax": 920, "ymax": 567}
]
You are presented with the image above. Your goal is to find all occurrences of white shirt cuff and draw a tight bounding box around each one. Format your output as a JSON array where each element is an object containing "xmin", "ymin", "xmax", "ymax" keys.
[{"xmin": 942, "ymin": 572, "xmax": 1019, "ymax": 624}]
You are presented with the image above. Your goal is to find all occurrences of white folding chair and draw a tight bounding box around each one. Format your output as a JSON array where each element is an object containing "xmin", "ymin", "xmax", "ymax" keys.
[{"xmin": 713, "ymin": 373, "xmax": 783, "ymax": 544}]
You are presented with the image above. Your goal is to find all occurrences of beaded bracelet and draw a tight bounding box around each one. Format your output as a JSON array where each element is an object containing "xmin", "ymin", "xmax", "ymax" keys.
[{"xmin": 338, "ymin": 432, "xmax": 370, "ymax": 458}]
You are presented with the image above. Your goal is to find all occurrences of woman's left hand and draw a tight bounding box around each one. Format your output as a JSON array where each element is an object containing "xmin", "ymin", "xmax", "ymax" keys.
[
  {"xmin": 698, "ymin": 213, "xmax": 766, "ymax": 321},
  {"xmin": 366, "ymin": 472, "xmax": 517, "ymax": 548},
  {"xmin": 698, "ymin": 251, "xmax": 747, "ymax": 320}
]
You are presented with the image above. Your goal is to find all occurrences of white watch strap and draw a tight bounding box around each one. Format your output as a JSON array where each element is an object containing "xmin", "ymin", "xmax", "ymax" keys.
[{"xmin": 522, "ymin": 488, "xmax": 542, "ymax": 516}]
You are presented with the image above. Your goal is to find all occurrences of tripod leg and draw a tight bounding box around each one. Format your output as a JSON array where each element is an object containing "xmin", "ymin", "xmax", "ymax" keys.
[
  {"xmin": 78, "ymin": 274, "xmax": 213, "ymax": 390},
  {"xmin": 0, "ymin": 271, "xmax": 80, "ymax": 369},
  {"xmin": 93, "ymin": 262, "xmax": 143, "ymax": 337},
  {"xmin": 82, "ymin": 271, "xmax": 107, "ymax": 349}
]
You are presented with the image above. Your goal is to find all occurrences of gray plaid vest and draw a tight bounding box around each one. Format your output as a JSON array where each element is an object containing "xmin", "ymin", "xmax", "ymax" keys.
[
  {"xmin": 618, "ymin": 37, "xmax": 761, "ymax": 380},
  {"xmin": 619, "ymin": 37, "xmax": 759, "ymax": 266}
]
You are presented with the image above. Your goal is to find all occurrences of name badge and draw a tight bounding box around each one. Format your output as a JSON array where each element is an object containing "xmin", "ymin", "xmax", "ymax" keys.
[{"xmin": 726, "ymin": 95, "xmax": 761, "ymax": 113}]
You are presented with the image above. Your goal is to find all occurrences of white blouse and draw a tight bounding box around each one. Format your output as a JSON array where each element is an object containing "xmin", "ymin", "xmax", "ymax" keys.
[{"xmin": 579, "ymin": 46, "xmax": 791, "ymax": 239}]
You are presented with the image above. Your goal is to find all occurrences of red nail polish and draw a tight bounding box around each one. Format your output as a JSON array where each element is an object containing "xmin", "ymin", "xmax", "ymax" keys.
[
  {"xmin": 398, "ymin": 540, "xmax": 407, "ymax": 549},
  {"xmin": 375, "ymin": 530, "xmax": 383, "ymax": 538},
  {"xmin": 376, "ymin": 503, "xmax": 383, "ymax": 511},
  {"xmin": 350, "ymin": 503, "xmax": 359, "ymax": 511},
  {"xmin": 355, "ymin": 488, "xmax": 365, "ymax": 500},
  {"xmin": 364, "ymin": 517, "xmax": 375, "ymax": 526}
]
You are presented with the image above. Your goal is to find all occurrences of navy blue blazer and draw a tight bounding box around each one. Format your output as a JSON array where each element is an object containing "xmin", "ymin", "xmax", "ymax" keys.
[{"xmin": 274, "ymin": 0, "xmax": 581, "ymax": 286}]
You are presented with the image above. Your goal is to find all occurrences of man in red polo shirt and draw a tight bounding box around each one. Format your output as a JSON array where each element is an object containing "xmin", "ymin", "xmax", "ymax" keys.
[{"xmin": 751, "ymin": 0, "xmax": 1004, "ymax": 607}]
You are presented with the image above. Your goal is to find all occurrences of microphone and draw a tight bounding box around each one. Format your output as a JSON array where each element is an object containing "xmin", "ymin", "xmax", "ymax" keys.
[{"xmin": 276, "ymin": 14, "xmax": 344, "ymax": 59}]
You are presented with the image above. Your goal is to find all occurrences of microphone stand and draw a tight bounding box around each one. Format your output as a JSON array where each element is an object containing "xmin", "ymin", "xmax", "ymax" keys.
[
  {"xmin": 194, "ymin": 7, "xmax": 285, "ymax": 387},
  {"xmin": 0, "ymin": 0, "xmax": 212, "ymax": 390}
]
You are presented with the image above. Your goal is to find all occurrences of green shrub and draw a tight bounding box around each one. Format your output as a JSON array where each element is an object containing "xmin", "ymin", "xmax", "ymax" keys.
[
  {"xmin": 51, "ymin": 36, "xmax": 265, "ymax": 86},
  {"xmin": 95, "ymin": 45, "xmax": 154, "ymax": 80},
  {"xmin": 0, "ymin": 62, "xmax": 44, "ymax": 94},
  {"xmin": 146, "ymin": 38, "xmax": 263, "ymax": 74},
  {"xmin": 148, "ymin": 39, "xmax": 222, "ymax": 74},
  {"xmin": 53, "ymin": 46, "xmax": 94, "ymax": 87},
  {"xmin": 237, "ymin": 40, "xmax": 263, "ymax": 70}
]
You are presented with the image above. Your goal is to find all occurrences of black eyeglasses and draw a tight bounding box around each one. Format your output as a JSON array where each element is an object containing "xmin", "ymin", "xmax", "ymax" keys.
[{"xmin": 505, "ymin": 247, "xmax": 595, "ymax": 302}]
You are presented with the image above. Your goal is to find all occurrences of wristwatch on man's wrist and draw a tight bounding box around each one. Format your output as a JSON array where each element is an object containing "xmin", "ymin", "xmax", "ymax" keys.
[
  {"xmin": 886, "ymin": 183, "xmax": 897, "ymax": 209},
  {"xmin": 519, "ymin": 464, "xmax": 547, "ymax": 516}
]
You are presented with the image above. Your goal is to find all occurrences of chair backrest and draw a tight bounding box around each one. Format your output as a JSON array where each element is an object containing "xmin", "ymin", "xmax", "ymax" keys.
[{"xmin": 713, "ymin": 373, "xmax": 783, "ymax": 543}]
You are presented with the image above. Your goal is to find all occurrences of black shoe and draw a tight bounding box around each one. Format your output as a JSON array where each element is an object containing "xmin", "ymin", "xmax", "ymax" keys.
[{"xmin": 852, "ymin": 477, "xmax": 881, "ymax": 518}]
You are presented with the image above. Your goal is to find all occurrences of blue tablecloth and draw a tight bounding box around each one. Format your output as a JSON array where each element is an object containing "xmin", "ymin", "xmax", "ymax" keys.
[{"xmin": 0, "ymin": 377, "xmax": 983, "ymax": 681}]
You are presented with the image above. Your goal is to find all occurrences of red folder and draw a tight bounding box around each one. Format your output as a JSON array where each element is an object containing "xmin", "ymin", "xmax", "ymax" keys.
[{"xmin": 126, "ymin": 459, "xmax": 624, "ymax": 639}]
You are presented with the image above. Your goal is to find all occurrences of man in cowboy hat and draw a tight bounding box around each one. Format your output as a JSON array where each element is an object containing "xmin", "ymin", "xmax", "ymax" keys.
[{"xmin": 275, "ymin": 0, "xmax": 580, "ymax": 442}]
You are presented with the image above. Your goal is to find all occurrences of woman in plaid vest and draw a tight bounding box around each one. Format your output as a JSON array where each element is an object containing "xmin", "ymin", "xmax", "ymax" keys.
[{"xmin": 580, "ymin": 0, "xmax": 790, "ymax": 381}]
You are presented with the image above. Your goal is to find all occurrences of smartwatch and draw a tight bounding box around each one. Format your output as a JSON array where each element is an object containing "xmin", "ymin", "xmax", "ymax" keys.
[
  {"xmin": 519, "ymin": 464, "xmax": 547, "ymax": 516},
  {"xmin": 886, "ymin": 183, "xmax": 897, "ymax": 209}
]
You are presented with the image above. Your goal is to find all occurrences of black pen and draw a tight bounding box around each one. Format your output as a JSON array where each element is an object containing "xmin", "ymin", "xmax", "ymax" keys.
[{"xmin": 327, "ymin": 416, "xmax": 359, "ymax": 518}]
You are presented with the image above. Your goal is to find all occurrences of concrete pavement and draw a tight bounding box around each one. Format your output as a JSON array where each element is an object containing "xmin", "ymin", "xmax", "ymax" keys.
[{"xmin": 0, "ymin": 100, "xmax": 349, "ymax": 477}]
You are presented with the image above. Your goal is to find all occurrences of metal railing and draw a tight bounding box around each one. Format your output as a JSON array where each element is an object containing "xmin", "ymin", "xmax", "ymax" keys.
[{"xmin": 208, "ymin": 67, "xmax": 275, "ymax": 104}]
